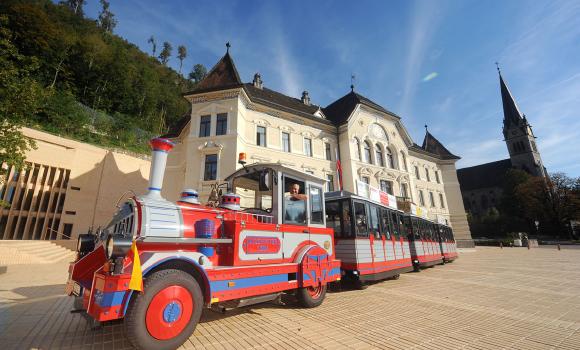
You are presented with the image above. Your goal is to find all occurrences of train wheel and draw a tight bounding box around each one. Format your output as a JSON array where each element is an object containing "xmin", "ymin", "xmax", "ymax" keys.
[
  {"xmin": 297, "ymin": 283, "xmax": 327, "ymax": 308},
  {"xmin": 391, "ymin": 274, "xmax": 400, "ymax": 280},
  {"xmin": 125, "ymin": 269, "xmax": 203, "ymax": 350},
  {"xmin": 354, "ymin": 279, "xmax": 368, "ymax": 290}
]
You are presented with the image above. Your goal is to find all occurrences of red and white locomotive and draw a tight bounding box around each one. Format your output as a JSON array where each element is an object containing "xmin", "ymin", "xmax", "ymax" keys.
[{"xmin": 66, "ymin": 138, "xmax": 340, "ymax": 350}]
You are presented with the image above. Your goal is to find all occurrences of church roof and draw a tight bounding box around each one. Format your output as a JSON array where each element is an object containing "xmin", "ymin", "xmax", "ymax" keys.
[
  {"xmin": 421, "ymin": 131, "xmax": 460, "ymax": 160},
  {"xmin": 322, "ymin": 90, "xmax": 400, "ymax": 125},
  {"xmin": 184, "ymin": 51, "xmax": 243, "ymax": 94},
  {"xmin": 242, "ymin": 84, "xmax": 331, "ymax": 124},
  {"xmin": 457, "ymin": 159, "xmax": 512, "ymax": 191},
  {"xmin": 500, "ymin": 73, "xmax": 524, "ymax": 128}
]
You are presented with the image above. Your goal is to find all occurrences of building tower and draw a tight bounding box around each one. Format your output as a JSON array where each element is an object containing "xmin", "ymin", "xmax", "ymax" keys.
[{"xmin": 499, "ymin": 70, "xmax": 547, "ymax": 178}]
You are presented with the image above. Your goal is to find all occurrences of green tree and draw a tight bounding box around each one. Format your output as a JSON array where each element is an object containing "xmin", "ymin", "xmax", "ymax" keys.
[
  {"xmin": 177, "ymin": 45, "xmax": 186, "ymax": 74},
  {"xmin": 188, "ymin": 63, "xmax": 207, "ymax": 83},
  {"xmin": 147, "ymin": 35, "xmax": 156, "ymax": 56},
  {"xmin": 0, "ymin": 15, "xmax": 40, "ymax": 185},
  {"xmin": 98, "ymin": 0, "xmax": 117, "ymax": 33},
  {"xmin": 60, "ymin": 0, "xmax": 85, "ymax": 16},
  {"xmin": 158, "ymin": 41, "xmax": 172, "ymax": 65}
]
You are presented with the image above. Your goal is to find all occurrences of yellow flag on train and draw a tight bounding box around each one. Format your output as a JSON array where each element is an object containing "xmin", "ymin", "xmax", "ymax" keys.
[{"xmin": 128, "ymin": 241, "xmax": 143, "ymax": 291}]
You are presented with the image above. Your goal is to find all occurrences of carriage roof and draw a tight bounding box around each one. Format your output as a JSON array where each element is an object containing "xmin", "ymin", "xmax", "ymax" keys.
[{"xmin": 225, "ymin": 163, "xmax": 327, "ymax": 185}]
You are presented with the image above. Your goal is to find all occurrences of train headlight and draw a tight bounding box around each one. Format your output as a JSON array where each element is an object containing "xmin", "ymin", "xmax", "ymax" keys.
[
  {"xmin": 77, "ymin": 234, "xmax": 95, "ymax": 257},
  {"xmin": 105, "ymin": 234, "xmax": 133, "ymax": 260}
]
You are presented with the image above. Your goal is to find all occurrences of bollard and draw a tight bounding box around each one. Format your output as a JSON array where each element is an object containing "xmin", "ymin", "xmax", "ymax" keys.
[
  {"xmin": 527, "ymin": 241, "xmax": 530, "ymax": 250},
  {"xmin": 500, "ymin": 242, "xmax": 503, "ymax": 249},
  {"xmin": 557, "ymin": 244, "xmax": 561, "ymax": 251}
]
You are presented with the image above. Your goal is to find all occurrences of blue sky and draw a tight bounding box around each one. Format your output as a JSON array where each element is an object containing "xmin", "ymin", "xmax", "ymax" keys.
[{"xmin": 84, "ymin": 0, "xmax": 580, "ymax": 176}]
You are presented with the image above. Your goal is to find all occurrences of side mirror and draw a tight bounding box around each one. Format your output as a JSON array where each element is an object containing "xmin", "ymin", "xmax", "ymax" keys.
[{"xmin": 259, "ymin": 171, "xmax": 270, "ymax": 191}]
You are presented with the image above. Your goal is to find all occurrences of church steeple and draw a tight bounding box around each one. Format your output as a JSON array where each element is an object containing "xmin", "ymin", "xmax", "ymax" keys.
[
  {"xmin": 186, "ymin": 43, "xmax": 242, "ymax": 94},
  {"xmin": 499, "ymin": 70, "xmax": 525, "ymax": 130},
  {"xmin": 498, "ymin": 67, "xmax": 546, "ymax": 178}
]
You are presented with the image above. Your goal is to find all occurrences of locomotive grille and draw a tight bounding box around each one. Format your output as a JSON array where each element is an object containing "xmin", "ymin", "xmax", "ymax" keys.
[{"xmin": 107, "ymin": 202, "xmax": 135, "ymax": 237}]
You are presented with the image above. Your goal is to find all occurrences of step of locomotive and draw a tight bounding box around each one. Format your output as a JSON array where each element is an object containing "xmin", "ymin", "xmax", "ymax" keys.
[{"xmin": 0, "ymin": 240, "xmax": 76, "ymax": 265}]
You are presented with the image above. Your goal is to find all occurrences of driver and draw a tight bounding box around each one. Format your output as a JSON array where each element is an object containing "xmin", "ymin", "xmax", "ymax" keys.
[
  {"xmin": 286, "ymin": 184, "xmax": 307, "ymax": 201},
  {"xmin": 284, "ymin": 183, "xmax": 306, "ymax": 224}
]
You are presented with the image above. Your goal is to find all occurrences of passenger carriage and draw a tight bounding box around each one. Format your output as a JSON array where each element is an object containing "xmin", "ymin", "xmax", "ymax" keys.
[
  {"xmin": 436, "ymin": 224, "xmax": 458, "ymax": 262},
  {"xmin": 325, "ymin": 191, "xmax": 414, "ymax": 288},
  {"xmin": 66, "ymin": 139, "xmax": 340, "ymax": 350},
  {"xmin": 404, "ymin": 215, "xmax": 444, "ymax": 270}
]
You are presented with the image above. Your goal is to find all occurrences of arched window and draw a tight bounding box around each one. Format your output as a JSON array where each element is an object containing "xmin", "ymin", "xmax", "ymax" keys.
[
  {"xmin": 354, "ymin": 138, "xmax": 361, "ymax": 160},
  {"xmin": 375, "ymin": 144, "xmax": 384, "ymax": 167},
  {"xmin": 400, "ymin": 151, "xmax": 407, "ymax": 171},
  {"xmin": 364, "ymin": 141, "xmax": 372, "ymax": 164},
  {"xmin": 386, "ymin": 147, "xmax": 394, "ymax": 168}
]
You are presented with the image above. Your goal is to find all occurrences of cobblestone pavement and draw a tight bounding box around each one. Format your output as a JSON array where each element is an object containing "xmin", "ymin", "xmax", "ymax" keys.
[{"xmin": 1, "ymin": 247, "xmax": 580, "ymax": 349}]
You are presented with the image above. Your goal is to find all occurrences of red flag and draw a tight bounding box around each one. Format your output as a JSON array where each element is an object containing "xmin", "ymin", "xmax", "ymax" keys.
[{"xmin": 335, "ymin": 148, "xmax": 343, "ymax": 191}]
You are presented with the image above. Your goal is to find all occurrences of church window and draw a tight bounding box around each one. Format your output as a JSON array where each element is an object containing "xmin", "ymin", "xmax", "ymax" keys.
[
  {"xmin": 363, "ymin": 141, "xmax": 372, "ymax": 164},
  {"xmin": 216, "ymin": 113, "xmax": 228, "ymax": 135},
  {"xmin": 414, "ymin": 166, "xmax": 420, "ymax": 180},
  {"xmin": 375, "ymin": 144, "xmax": 384, "ymax": 167},
  {"xmin": 380, "ymin": 180, "xmax": 393, "ymax": 194},
  {"xmin": 199, "ymin": 115, "xmax": 211, "ymax": 137},
  {"xmin": 325, "ymin": 143, "xmax": 332, "ymax": 160},
  {"xmin": 400, "ymin": 183, "xmax": 408, "ymax": 198},
  {"xmin": 204, "ymin": 154, "xmax": 218, "ymax": 181},
  {"xmin": 304, "ymin": 138, "xmax": 313, "ymax": 157},
  {"xmin": 256, "ymin": 126, "xmax": 266, "ymax": 147},
  {"xmin": 400, "ymin": 151, "xmax": 407, "ymax": 171},
  {"xmin": 282, "ymin": 132, "xmax": 291, "ymax": 152},
  {"xmin": 386, "ymin": 147, "xmax": 395, "ymax": 168},
  {"xmin": 354, "ymin": 138, "xmax": 361, "ymax": 160},
  {"xmin": 418, "ymin": 190, "xmax": 425, "ymax": 206}
]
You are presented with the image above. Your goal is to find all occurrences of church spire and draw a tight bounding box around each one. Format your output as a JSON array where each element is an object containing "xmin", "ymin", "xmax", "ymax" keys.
[{"xmin": 499, "ymin": 68, "xmax": 524, "ymax": 129}]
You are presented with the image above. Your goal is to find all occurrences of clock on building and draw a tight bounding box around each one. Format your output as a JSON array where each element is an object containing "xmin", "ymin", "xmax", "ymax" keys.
[{"xmin": 370, "ymin": 123, "xmax": 388, "ymax": 140}]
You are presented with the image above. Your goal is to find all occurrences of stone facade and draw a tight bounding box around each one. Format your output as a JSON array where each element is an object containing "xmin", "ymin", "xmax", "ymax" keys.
[{"xmin": 162, "ymin": 50, "xmax": 473, "ymax": 247}]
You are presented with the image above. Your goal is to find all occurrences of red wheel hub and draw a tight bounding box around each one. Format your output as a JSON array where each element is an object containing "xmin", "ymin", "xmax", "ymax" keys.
[
  {"xmin": 146, "ymin": 285, "xmax": 194, "ymax": 340},
  {"xmin": 307, "ymin": 284, "xmax": 323, "ymax": 299}
]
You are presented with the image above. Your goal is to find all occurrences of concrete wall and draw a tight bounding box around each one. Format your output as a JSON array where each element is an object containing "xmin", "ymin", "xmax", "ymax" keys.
[{"xmin": 0, "ymin": 128, "xmax": 150, "ymax": 240}]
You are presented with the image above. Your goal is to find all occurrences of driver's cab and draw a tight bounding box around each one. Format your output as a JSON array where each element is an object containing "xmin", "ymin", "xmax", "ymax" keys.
[{"xmin": 225, "ymin": 163, "xmax": 327, "ymax": 228}]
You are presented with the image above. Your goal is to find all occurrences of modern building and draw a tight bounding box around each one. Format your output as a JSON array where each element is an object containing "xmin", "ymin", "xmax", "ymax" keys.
[
  {"xmin": 162, "ymin": 48, "xmax": 473, "ymax": 247},
  {"xmin": 0, "ymin": 127, "xmax": 150, "ymax": 240},
  {"xmin": 457, "ymin": 70, "xmax": 547, "ymax": 218}
]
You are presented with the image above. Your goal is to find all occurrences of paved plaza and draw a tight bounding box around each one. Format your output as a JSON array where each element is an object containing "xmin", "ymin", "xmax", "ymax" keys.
[{"xmin": 1, "ymin": 247, "xmax": 580, "ymax": 349}]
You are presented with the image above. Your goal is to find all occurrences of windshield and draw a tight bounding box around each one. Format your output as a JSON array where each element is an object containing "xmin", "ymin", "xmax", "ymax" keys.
[{"xmin": 232, "ymin": 170, "xmax": 273, "ymax": 212}]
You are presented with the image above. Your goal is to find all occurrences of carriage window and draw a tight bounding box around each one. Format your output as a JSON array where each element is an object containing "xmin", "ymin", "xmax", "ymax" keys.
[
  {"xmin": 326, "ymin": 201, "xmax": 341, "ymax": 235},
  {"xmin": 368, "ymin": 204, "xmax": 380, "ymax": 238},
  {"xmin": 232, "ymin": 170, "xmax": 273, "ymax": 212},
  {"xmin": 353, "ymin": 201, "xmax": 368, "ymax": 237},
  {"xmin": 398, "ymin": 214, "xmax": 407, "ymax": 239},
  {"xmin": 390, "ymin": 211, "xmax": 400, "ymax": 240},
  {"xmin": 412, "ymin": 218, "xmax": 420, "ymax": 239},
  {"xmin": 283, "ymin": 177, "xmax": 307, "ymax": 225},
  {"xmin": 380, "ymin": 208, "xmax": 391, "ymax": 240},
  {"xmin": 309, "ymin": 185, "xmax": 323, "ymax": 224},
  {"xmin": 341, "ymin": 200, "xmax": 354, "ymax": 238}
]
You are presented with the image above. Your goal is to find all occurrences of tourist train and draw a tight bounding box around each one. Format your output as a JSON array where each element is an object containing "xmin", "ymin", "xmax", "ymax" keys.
[{"xmin": 66, "ymin": 138, "xmax": 457, "ymax": 350}]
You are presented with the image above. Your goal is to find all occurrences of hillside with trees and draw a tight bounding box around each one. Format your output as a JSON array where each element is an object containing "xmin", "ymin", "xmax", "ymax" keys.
[{"xmin": 0, "ymin": 0, "xmax": 206, "ymax": 161}]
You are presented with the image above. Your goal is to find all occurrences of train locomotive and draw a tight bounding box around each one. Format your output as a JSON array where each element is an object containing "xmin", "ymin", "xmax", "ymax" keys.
[
  {"xmin": 66, "ymin": 138, "xmax": 459, "ymax": 349},
  {"xmin": 66, "ymin": 138, "xmax": 341, "ymax": 350}
]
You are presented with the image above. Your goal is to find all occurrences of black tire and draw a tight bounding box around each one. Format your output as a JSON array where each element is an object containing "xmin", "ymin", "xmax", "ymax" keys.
[
  {"xmin": 391, "ymin": 274, "xmax": 400, "ymax": 280},
  {"xmin": 125, "ymin": 269, "xmax": 203, "ymax": 350},
  {"xmin": 296, "ymin": 284, "xmax": 327, "ymax": 308}
]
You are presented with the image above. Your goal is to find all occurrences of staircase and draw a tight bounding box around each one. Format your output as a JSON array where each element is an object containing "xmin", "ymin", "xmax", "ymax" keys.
[{"xmin": 0, "ymin": 240, "xmax": 77, "ymax": 266}]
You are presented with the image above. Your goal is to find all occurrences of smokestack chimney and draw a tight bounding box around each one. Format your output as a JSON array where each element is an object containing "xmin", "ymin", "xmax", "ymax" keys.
[
  {"xmin": 301, "ymin": 90, "xmax": 310, "ymax": 105},
  {"xmin": 145, "ymin": 138, "xmax": 175, "ymax": 198},
  {"xmin": 253, "ymin": 73, "xmax": 263, "ymax": 89}
]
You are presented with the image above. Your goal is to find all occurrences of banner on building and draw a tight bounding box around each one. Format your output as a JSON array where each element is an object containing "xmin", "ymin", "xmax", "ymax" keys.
[{"xmin": 355, "ymin": 180, "xmax": 398, "ymax": 210}]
